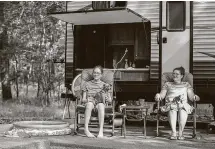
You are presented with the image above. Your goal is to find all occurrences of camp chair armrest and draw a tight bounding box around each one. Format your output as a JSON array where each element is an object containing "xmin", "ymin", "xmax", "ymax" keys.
[
  {"xmin": 70, "ymin": 95, "xmax": 77, "ymax": 101},
  {"xmin": 156, "ymin": 100, "xmax": 161, "ymax": 109},
  {"xmin": 194, "ymin": 94, "xmax": 200, "ymax": 102},
  {"xmin": 74, "ymin": 96, "xmax": 82, "ymax": 105},
  {"xmin": 192, "ymin": 95, "xmax": 199, "ymax": 109},
  {"xmin": 108, "ymin": 96, "xmax": 116, "ymax": 107}
]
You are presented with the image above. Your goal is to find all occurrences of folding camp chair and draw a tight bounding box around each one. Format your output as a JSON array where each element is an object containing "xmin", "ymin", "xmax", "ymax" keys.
[
  {"xmin": 156, "ymin": 72, "xmax": 198, "ymax": 138},
  {"xmin": 71, "ymin": 69, "xmax": 123, "ymax": 136}
]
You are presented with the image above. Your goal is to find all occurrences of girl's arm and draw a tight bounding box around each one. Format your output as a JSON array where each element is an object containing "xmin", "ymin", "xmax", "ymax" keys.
[
  {"xmin": 103, "ymin": 83, "xmax": 112, "ymax": 103},
  {"xmin": 82, "ymin": 91, "xmax": 88, "ymax": 103},
  {"xmin": 106, "ymin": 92, "xmax": 112, "ymax": 103},
  {"xmin": 82, "ymin": 82, "xmax": 88, "ymax": 103}
]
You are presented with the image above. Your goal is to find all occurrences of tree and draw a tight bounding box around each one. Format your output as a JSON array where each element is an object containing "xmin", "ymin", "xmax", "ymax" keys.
[
  {"xmin": 0, "ymin": 2, "xmax": 12, "ymax": 101},
  {"xmin": 0, "ymin": 1, "xmax": 66, "ymax": 103}
]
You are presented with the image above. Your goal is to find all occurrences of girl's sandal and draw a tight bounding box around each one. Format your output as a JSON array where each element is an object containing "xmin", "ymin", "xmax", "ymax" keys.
[
  {"xmin": 170, "ymin": 135, "xmax": 177, "ymax": 140},
  {"xmin": 178, "ymin": 136, "xmax": 185, "ymax": 140}
]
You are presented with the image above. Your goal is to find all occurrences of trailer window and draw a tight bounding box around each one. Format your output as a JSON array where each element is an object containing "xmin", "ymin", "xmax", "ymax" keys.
[
  {"xmin": 110, "ymin": 1, "xmax": 127, "ymax": 8},
  {"xmin": 92, "ymin": 1, "xmax": 127, "ymax": 10},
  {"xmin": 166, "ymin": 1, "xmax": 186, "ymax": 32}
]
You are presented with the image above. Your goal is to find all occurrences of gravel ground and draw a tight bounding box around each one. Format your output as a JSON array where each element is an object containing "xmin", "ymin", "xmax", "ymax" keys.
[{"xmin": 1, "ymin": 123, "xmax": 215, "ymax": 149}]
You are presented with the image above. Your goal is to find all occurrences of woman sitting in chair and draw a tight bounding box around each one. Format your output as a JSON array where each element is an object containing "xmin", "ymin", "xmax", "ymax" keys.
[
  {"xmin": 155, "ymin": 66, "xmax": 200, "ymax": 140},
  {"xmin": 82, "ymin": 65, "xmax": 112, "ymax": 138}
]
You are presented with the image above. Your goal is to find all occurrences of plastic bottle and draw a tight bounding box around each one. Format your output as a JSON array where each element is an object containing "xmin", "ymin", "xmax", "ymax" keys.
[
  {"xmin": 132, "ymin": 61, "xmax": 136, "ymax": 68},
  {"xmin": 124, "ymin": 59, "xmax": 128, "ymax": 69},
  {"xmin": 129, "ymin": 61, "xmax": 132, "ymax": 67}
]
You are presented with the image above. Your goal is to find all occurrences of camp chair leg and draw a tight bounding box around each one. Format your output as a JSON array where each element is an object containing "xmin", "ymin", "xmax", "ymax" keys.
[
  {"xmin": 73, "ymin": 98, "xmax": 78, "ymax": 135},
  {"xmin": 121, "ymin": 117, "xmax": 123, "ymax": 136},
  {"xmin": 193, "ymin": 110, "xmax": 197, "ymax": 138},
  {"xmin": 193, "ymin": 121, "xmax": 196, "ymax": 138},
  {"xmin": 121, "ymin": 124, "xmax": 123, "ymax": 136},
  {"xmin": 74, "ymin": 113, "xmax": 80, "ymax": 135},
  {"xmin": 112, "ymin": 116, "xmax": 115, "ymax": 136},
  {"xmin": 67, "ymin": 99, "xmax": 71, "ymax": 119},
  {"xmin": 74, "ymin": 113, "xmax": 77, "ymax": 135},
  {"xmin": 123, "ymin": 113, "xmax": 126, "ymax": 138},
  {"xmin": 112, "ymin": 124, "xmax": 114, "ymax": 136},
  {"xmin": 157, "ymin": 118, "xmax": 159, "ymax": 136},
  {"xmin": 143, "ymin": 117, "xmax": 147, "ymax": 139},
  {"xmin": 74, "ymin": 124, "xmax": 78, "ymax": 135},
  {"xmin": 157, "ymin": 111, "xmax": 161, "ymax": 137},
  {"xmin": 156, "ymin": 101, "xmax": 160, "ymax": 137},
  {"xmin": 192, "ymin": 101, "xmax": 197, "ymax": 138},
  {"xmin": 73, "ymin": 129, "xmax": 77, "ymax": 135}
]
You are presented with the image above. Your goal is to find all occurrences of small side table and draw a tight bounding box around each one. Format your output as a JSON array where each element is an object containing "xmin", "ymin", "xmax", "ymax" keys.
[
  {"xmin": 207, "ymin": 121, "xmax": 215, "ymax": 134},
  {"xmin": 122, "ymin": 105, "xmax": 150, "ymax": 139}
]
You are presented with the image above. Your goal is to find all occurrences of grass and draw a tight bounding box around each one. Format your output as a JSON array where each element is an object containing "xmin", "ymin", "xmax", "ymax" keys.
[
  {"xmin": 0, "ymin": 101, "xmax": 75, "ymax": 124},
  {"xmin": 0, "ymin": 83, "xmax": 75, "ymax": 124}
]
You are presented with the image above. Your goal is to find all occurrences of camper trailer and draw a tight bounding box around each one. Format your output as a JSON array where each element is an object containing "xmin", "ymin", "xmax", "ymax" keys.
[{"xmin": 51, "ymin": 1, "xmax": 215, "ymax": 105}]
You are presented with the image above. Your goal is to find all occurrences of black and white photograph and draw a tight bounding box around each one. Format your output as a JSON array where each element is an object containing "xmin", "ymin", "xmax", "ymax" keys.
[{"xmin": 0, "ymin": 1, "xmax": 215, "ymax": 149}]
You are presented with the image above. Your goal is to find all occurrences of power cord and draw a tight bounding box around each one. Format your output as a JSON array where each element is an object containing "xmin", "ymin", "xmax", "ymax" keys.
[{"xmin": 113, "ymin": 48, "xmax": 128, "ymax": 111}]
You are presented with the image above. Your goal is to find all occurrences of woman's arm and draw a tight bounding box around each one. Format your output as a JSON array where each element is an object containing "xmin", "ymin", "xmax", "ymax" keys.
[
  {"xmin": 160, "ymin": 89, "xmax": 168, "ymax": 99},
  {"xmin": 155, "ymin": 89, "xmax": 167, "ymax": 101},
  {"xmin": 186, "ymin": 82, "xmax": 200, "ymax": 101},
  {"xmin": 155, "ymin": 83, "xmax": 168, "ymax": 101},
  {"xmin": 187, "ymin": 88, "xmax": 195, "ymax": 101},
  {"xmin": 187, "ymin": 88, "xmax": 200, "ymax": 101}
]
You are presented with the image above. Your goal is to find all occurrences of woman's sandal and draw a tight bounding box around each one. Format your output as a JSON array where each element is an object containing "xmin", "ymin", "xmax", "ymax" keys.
[
  {"xmin": 178, "ymin": 136, "xmax": 185, "ymax": 140},
  {"xmin": 170, "ymin": 135, "xmax": 177, "ymax": 140}
]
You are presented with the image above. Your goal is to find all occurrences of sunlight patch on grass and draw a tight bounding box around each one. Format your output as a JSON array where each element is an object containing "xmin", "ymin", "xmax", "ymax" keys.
[
  {"xmin": 0, "ymin": 83, "xmax": 76, "ymax": 124},
  {"xmin": 0, "ymin": 101, "xmax": 75, "ymax": 124}
]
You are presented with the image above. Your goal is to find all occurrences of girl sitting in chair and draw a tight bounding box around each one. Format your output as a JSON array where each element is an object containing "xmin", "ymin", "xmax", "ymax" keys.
[
  {"xmin": 155, "ymin": 66, "xmax": 200, "ymax": 140},
  {"xmin": 82, "ymin": 65, "xmax": 112, "ymax": 138}
]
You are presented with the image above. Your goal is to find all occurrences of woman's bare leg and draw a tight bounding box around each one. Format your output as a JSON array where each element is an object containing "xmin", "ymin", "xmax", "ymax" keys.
[
  {"xmin": 84, "ymin": 102, "xmax": 95, "ymax": 138},
  {"xmin": 97, "ymin": 103, "xmax": 105, "ymax": 138},
  {"xmin": 168, "ymin": 110, "xmax": 177, "ymax": 137},
  {"xmin": 178, "ymin": 109, "xmax": 188, "ymax": 137}
]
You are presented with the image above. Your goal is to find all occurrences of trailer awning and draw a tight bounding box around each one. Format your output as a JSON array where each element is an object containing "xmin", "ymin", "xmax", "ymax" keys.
[{"xmin": 50, "ymin": 8, "xmax": 149, "ymax": 25}]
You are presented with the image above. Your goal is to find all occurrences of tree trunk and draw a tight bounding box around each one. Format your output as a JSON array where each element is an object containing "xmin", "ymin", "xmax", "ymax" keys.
[
  {"xmin": 37, "ymin": 78, "xmax": 40, "ymax": 97},
  {"xmin": 2, "ymin": 83, "xmax": 12, "ymax": 100},
  {"xmin": 0, "ymin": 2, "xmax": 12, "ymax": 101},
  {"xmin": 58, "ymin": 81, "xmax": 60, "ymax": 105},
  {"xmin": 24, "ymin": 73, "xmax": 29, "ymax": 96},
  {"xmin": 46, "ymin": 91, "xmax": 50, "ymax": 106},
  {"xmin": 1, "ymin": 64, "xmax": 12, "ymax": 101},
  {"xmin": 26, "ymin": 82, "xmax": 28, "ymax": 96},
  {"xmin": 15, "ymin": 60, "xmax": 19, "ymax": 101}
]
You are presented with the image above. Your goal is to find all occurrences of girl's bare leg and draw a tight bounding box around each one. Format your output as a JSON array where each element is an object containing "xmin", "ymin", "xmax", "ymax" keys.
[
  {"xmin": 84, "ymin": 102, "xmax": 95, "ymax": 138},
  {"xmin": 97, "ymin": 103, "xmax": 105, "ymax": 138},
  {"xmin": 168, "ymin": 110, "xmax": 177, "ymax": 137},
  {"xmin": 178, "ymin": 109, "xmax": 188, "ymax": 137}
]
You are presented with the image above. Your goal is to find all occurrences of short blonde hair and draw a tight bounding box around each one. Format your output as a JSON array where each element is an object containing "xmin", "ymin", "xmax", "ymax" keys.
[{"xmin": 93, "ymin": 65, "xmax": 103, "ymax": 74}]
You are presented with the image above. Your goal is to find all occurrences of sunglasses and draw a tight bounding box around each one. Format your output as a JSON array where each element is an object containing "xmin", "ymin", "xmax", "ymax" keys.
[{"xmin": 172, "ymin": 73, "xmax": 181, "ymax": 76}]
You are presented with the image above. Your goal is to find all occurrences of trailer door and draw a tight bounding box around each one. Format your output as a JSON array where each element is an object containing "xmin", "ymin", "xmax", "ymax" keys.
[{"xmin": 162, "ymin": 1, "xmax": 190, "ymax": 73}]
